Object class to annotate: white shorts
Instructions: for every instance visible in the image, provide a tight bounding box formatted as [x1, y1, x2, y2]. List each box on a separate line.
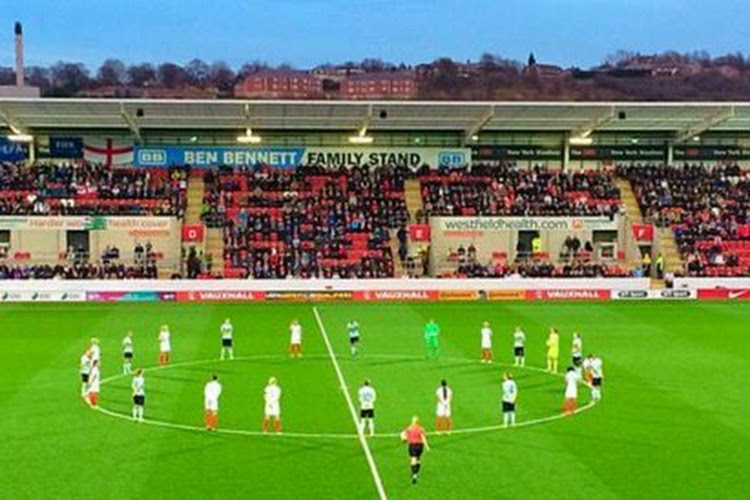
[565, 388, 578, 400]
[436, 402, 451, 418]
[290, 336, 301, 346]
[160, 344, 171, 353]
[481, 342, 492, 350]
[265, 402, 281, 417]
[205, 398, 219, 412]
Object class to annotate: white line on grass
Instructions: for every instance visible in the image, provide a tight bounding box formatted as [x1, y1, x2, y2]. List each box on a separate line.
[313, 306, 388, 500]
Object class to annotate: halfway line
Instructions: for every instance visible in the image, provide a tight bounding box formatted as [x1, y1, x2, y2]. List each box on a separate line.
[313, 306, 388, 500]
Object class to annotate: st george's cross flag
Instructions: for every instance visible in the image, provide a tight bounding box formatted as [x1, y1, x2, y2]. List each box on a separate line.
[83, 138, 134, 166]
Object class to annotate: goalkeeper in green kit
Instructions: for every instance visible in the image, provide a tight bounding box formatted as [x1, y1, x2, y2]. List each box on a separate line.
[424, 319, 440, 359]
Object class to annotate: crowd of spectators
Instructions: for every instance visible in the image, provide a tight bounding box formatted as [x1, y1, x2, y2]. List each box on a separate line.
[454, 259, 628, 278]
[621, 164, 750, 276]
[0, 262, 157, 280]
[202, 165, 409, 279]
[419, 164, 621, 218]
[0, 162, 188, 216]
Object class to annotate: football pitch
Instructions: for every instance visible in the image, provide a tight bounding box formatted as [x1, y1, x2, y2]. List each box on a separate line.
[2, 301, 749, 499]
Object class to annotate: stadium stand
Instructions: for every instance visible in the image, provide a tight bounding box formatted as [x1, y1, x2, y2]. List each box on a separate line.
[201, 165, 409, 278]
[0, 162, 188, 216]
[0, 262, 158, 279]
[417, 164, 621, 218]
[620, 164, 750, 277]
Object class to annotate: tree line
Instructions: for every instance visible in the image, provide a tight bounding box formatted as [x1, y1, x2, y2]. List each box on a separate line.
[3, 51, 750, 100]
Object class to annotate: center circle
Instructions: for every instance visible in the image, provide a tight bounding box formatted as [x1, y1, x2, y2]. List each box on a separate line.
[96, 354, 595, 438]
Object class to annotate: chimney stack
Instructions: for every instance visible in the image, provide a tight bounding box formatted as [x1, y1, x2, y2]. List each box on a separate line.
[14, 22, 24, 87]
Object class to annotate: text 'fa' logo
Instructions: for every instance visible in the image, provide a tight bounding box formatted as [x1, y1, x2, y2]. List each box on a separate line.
[137, 149, 167, 166]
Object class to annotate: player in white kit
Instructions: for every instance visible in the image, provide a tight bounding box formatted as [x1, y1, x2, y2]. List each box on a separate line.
[358, 380, 377, 437]
[583, 354, 604, 402]
[502, 372, 518, 427]
[263, 377, 282, 433]
[131, 368, 145, 422]
[480, 322, 493, 363]
[79, 352, 91, 398]
[86, 338, 101, 407]
[289, 320, 302, 358]
[122, 332, 134, 375]
[204, 374, 222, 431]
[513, 326, 526, 367]
[435, 379, 453, 434]
[158, 325, 171, 365]
[220, 319, 234, 361]
[563, 366, 579, 415]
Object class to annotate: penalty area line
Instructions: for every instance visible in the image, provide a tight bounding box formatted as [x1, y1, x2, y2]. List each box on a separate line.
[313, 306, 388, 500]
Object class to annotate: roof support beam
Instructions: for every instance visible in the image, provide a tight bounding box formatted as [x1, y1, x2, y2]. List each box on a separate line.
[0, 106, 25, 134]
[355, 103, 374, 135]
[120, 103, 141, 140]
[464, 105, 495, 143]
[570, 105, 616, 138]
[674, 106, 735, 143]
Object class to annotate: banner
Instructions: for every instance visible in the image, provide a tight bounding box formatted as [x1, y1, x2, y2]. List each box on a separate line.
[612, 289, 696, 300]
[486, 290, 526, 301]
[182, 224, 205, 243]
[570, 145, 666, 161]
[526, 289, 610, 301]
[0, 216, 174, 231]
[674, 146, 750, 161]
[472, 145, 562, 161]
[408, 224, 431, 242]
[0, 291, 85, 302]
[0, 137, 29, 162]
[85, 291, 175, 302]
[352, 290, 439, 301]
[697, 289, 750, 300]
[176, 291, 264, 302]
[265, 291, 353, 302]
[438, 290, 479, 301]
[631, 223, 654, 242]
[49, 137, 84, 159]
[133, 146, 470, 169]
[436, 216, 619, 235]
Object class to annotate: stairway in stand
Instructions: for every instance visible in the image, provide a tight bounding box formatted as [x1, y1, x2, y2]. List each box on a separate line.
[404, 178, 423, 222]
[616, 178, 643, 223]
[389, 230, 404, 277]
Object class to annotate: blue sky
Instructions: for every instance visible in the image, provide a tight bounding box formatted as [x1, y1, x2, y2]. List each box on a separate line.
[1, 0, 748, 70]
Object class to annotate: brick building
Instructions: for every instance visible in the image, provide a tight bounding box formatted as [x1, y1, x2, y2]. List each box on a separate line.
[234, 70, 323, 99]
[340, 72, 417, 99]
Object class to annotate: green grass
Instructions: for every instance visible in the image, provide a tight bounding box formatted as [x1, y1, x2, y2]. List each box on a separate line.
[1, 301, 749, 499]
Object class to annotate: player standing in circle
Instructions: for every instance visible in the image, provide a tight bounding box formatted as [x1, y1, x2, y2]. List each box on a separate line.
[348, 320, 361, 357]
[501, 372, 518, 427]
[122, 331, 134, 375]
[158, 325, 171, 366]
[358, 379, 377, 437]
[79, 351, 91, 398]
[263, 377, 282, 433]
[563, 366, 579, 416]
[546, 328, 560, 373]
[220, 318, 234, 361]
[204, 374, 222, 431]
[480, 321, 493, 363]
[513, 326, 526, 367]
[131, 368, 145, 423]
[584, 354, 604, 402]
[401, 416, 430, 485]
[86, 338, 101, 408]
[289, 320, 302, 358]
[435, 379, 453, 434]
[571, 332, 583, 375]
[423, 319, 440, 359]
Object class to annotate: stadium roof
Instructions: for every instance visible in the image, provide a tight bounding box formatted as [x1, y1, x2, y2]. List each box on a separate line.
[1, 98, 749, 141]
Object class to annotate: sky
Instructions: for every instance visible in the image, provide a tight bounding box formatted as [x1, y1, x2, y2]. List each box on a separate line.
[1, 0, 749, 71]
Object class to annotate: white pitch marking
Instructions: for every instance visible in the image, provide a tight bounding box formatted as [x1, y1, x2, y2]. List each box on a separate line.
[313, 306, 388, 500]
